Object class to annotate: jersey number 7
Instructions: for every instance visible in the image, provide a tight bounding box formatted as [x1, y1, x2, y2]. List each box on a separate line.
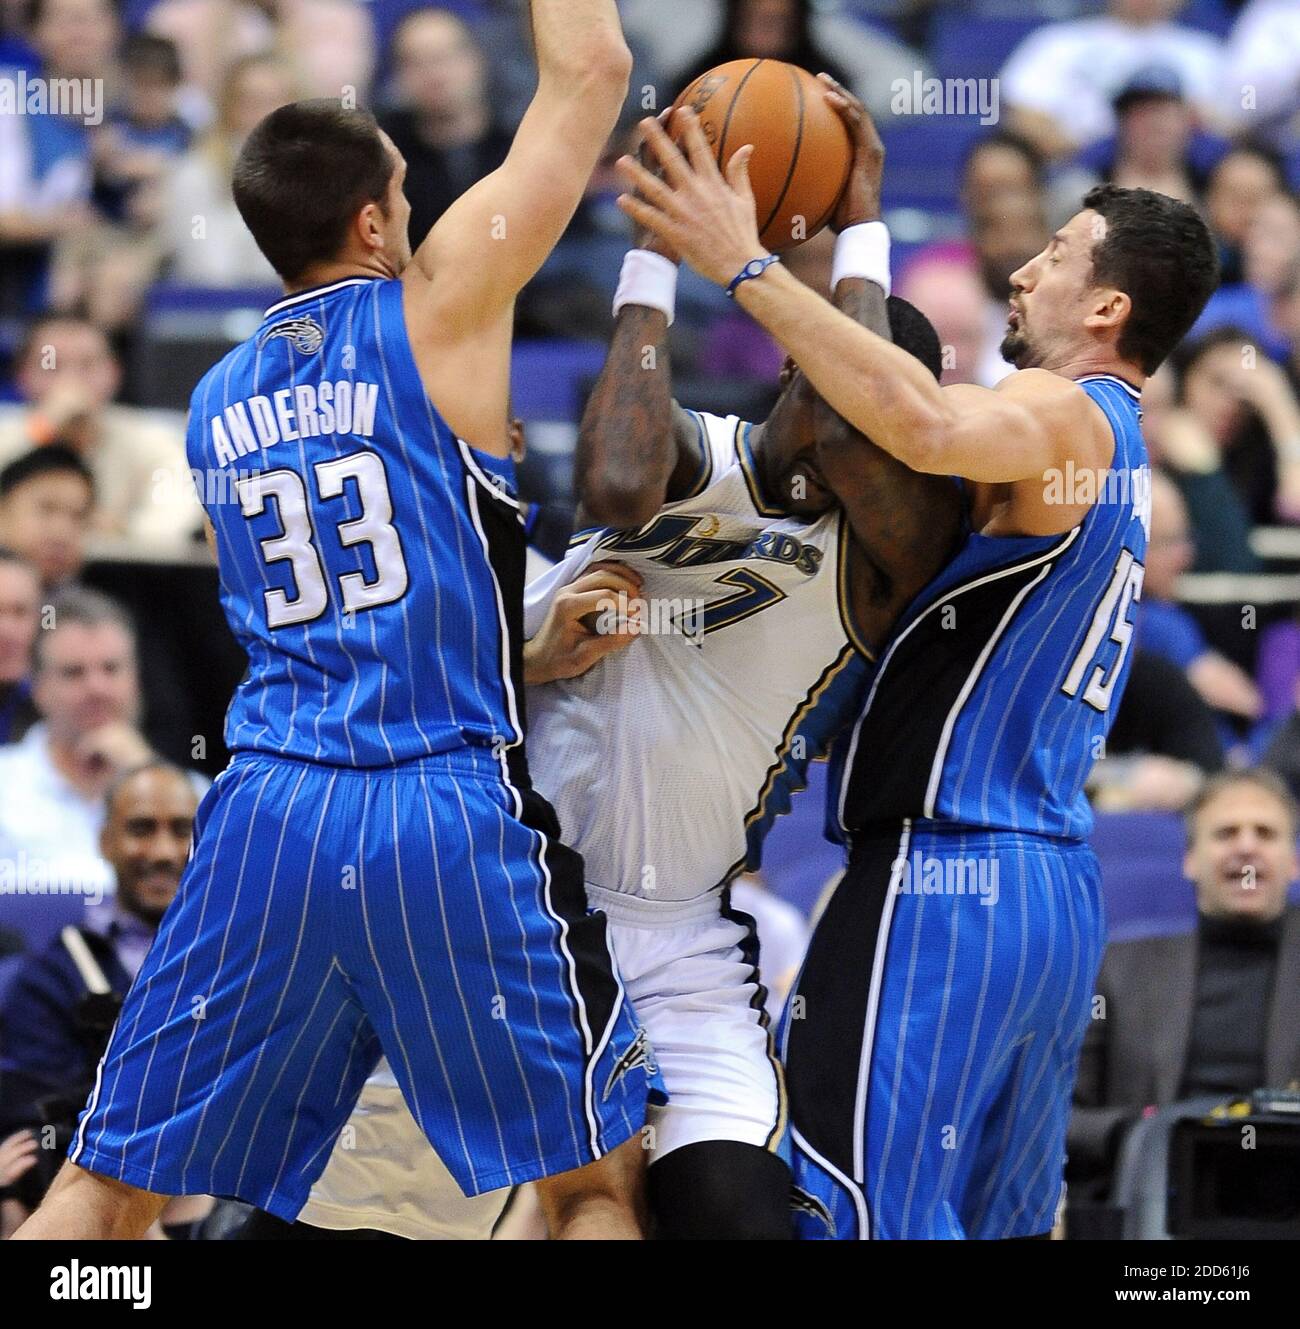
[238, 451, 410, 629]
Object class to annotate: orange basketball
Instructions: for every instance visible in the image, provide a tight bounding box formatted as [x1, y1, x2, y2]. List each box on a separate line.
[670, 59, 853, 254]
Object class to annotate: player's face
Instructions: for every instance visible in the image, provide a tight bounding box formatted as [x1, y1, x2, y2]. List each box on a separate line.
[0, 561, 40, 685]
[101, 768, 198, 923]
[34, 622, 139, 742]
[1001, 209, 1108, 370]
[1186, 786, 1297, 924]
[763, 365, 837, 518]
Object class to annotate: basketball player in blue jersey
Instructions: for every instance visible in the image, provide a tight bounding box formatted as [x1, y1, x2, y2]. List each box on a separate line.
[16, 1, 665, 1243]
[621, 92, 1220, 1238]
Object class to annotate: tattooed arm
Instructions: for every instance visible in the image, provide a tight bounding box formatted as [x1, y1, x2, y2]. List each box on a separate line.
[814, 278, 964, 654]
[574, 302, 704, 531]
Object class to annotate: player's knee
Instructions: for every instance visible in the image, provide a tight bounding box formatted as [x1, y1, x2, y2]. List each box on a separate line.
[649, 1141, 792, 1240]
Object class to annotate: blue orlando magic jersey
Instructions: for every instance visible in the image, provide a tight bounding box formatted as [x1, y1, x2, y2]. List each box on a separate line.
[187, 277, 528, 769]
[834, 374, 1150, 842]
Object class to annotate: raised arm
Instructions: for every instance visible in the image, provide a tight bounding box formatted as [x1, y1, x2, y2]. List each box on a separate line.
[411, 0, 630, 311]
[617, 110, 1112, 497]
[404, 1, 632, 452]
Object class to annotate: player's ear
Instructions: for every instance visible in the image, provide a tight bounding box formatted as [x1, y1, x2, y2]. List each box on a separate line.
[1083, 288, 1130, 338]
[357, 201, 385, 253]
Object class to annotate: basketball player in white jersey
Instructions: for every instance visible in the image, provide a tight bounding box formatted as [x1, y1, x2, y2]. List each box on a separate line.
[292, 94, 967, 1239]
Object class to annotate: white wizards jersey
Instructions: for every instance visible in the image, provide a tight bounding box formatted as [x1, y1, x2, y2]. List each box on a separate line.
[524, 411, 873, 904]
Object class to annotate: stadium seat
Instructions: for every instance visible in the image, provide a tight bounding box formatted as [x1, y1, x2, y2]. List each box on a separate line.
[0, 891, 88, 958]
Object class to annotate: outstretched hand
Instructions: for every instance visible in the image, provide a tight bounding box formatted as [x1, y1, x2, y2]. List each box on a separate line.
[616, 109, 768, 290]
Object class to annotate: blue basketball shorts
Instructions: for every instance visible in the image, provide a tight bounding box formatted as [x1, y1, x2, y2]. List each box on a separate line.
[70, 748, 660, 1220]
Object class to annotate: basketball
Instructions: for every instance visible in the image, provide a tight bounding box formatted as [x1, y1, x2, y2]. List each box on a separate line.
[670, 58, 853, 254]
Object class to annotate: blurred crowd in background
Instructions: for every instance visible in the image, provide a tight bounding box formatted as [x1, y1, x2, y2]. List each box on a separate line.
[1, 0, 1299, 1239]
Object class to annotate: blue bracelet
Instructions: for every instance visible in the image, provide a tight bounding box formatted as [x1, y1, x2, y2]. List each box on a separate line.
[726, 254, 781, 299]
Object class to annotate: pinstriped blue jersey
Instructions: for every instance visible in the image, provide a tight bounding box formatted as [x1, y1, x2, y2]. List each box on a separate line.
[187, 277, 528, 769]
[835, 374, 1150, 841]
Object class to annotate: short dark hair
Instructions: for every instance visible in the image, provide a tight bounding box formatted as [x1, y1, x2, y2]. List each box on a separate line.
[1208, 139, 1288, 193]
[32, 585, 136, 674]
[1081, 184, 1219, 375]
[962, 129, 1047, 188]
[1186, 768, 1299, 846]
[232, 100, 396, 282]
[1169, 324, 1256, 400]
[0, 445, 95, 502]
[122, 32, 182, 84]
[887, 296, 944, 382]
[105, 758, 195, 818]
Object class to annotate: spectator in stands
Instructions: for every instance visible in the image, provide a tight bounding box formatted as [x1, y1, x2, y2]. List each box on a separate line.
[961, 130, 1045, 220]
[378, 8, 513, 249]
[1202, 142, 1289, 288]
[624, 0, 925, 120]
[0, 548, 40, 743]
[0, 315, 201, 554]
[0, 447, 93, 590]
[1217, 0, 1300, 154]
[1080, 66, 1203, 205]
[1068, 769, 1300, 1220]
[1198, 179, 1300, 361]
[159, 53, 298, 288]
[968, 188, 1049, 387]
[1142, 365, 1259, 574]
[1139, 469, 1263, 722]
[673, 0, 851, 90]
[47, 34, 192, 332]
[0, 0, 114, 316]
[1000, 0, 1222, 160]
[147, 0, 374, 108]
[1174, 326, 1300, 524]
[897, 257, 988, 387]
[0, 760, 198, 1228]
[476, 0, 662, 135]
[0, 587, 152, 907]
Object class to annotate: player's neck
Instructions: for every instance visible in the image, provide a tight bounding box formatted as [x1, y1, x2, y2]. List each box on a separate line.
[284, 254, 397, 298]
[1044, 351, 1146, 391]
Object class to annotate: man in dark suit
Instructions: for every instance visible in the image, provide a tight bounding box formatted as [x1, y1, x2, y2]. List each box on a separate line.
[0, 759, 197, 1226]
[1068, 768, 1300, 1221]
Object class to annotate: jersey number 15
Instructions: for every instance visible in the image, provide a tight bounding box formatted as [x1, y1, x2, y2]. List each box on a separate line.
[238, 451, 409, 629]
[1061, 548, 1144, 713]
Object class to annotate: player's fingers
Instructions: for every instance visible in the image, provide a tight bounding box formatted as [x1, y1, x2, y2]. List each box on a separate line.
[616, 154, 680, 214]
[725, 145, 757, 206]
[617, 192, 683, 247]
[565, 587, 640, 625]
[673, 107, 720, 179]
[572, 564, 643, 598]
[638, 114, 693, 187]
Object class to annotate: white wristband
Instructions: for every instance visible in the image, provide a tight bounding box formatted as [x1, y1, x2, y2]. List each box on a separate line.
[832, 222, 891, 297]
[613, 249, 678, 325]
